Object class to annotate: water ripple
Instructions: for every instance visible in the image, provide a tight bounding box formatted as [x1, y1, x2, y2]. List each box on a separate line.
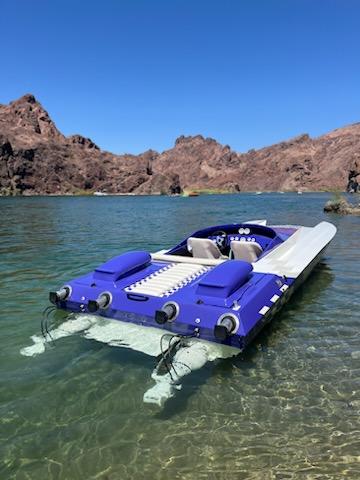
[1, 193, 360, 479]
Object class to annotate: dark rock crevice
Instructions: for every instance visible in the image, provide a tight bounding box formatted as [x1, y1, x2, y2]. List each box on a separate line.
[347, 169, 359, 193]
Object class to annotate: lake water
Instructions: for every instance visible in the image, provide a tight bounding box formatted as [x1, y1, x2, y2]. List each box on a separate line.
[1, 193, 360, 479]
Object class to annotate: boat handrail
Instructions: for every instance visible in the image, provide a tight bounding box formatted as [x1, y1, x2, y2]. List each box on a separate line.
[151, 253, 226, 266]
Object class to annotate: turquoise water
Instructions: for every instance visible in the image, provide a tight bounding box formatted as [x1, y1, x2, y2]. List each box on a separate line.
[1, 193, 360, 479]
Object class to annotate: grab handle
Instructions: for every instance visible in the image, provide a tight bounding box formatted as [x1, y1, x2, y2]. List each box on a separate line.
[126, 293, 149, 302]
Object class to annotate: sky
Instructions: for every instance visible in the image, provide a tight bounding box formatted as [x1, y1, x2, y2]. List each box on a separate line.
[1, 0, 360, 154]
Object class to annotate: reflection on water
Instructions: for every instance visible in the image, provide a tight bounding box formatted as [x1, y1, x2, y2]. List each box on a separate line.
[1, 193, 360, 479]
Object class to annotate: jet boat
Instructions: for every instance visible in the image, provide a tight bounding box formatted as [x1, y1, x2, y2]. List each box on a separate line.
[49, 220, 336, 352]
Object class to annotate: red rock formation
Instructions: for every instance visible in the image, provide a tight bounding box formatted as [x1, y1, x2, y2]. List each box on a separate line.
[0, 94, 162, 195]
[0, 94, 359, 195]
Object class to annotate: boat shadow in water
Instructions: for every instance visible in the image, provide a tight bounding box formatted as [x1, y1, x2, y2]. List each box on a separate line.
[157, 262, 334, 417]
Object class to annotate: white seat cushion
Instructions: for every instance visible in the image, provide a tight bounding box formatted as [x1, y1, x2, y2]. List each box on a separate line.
[187, 237, 226, 260]
[230, 240, 263, 262]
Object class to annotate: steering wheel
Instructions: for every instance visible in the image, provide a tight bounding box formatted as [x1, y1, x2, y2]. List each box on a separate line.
[212, 230, 227, 253]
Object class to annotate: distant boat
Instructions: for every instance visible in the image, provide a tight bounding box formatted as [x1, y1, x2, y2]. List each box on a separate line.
[187, 192, 199, 197]
[94, 191, 108, 196]
[279, 191, 284, 194]
[255, 191, 262, 195]
[297, 191, 303, 195]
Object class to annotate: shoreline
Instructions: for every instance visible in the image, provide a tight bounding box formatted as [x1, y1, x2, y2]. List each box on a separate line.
[0, 189, 353, 198]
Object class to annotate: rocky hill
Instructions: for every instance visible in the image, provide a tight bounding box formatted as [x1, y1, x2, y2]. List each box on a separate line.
[0, 94, 359, 195]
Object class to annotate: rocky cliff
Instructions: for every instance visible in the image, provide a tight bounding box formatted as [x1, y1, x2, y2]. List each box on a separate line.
[1, 94, 359, 195]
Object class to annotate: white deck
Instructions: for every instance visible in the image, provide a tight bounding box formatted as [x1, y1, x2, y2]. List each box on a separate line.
[253, 221, 337, 278]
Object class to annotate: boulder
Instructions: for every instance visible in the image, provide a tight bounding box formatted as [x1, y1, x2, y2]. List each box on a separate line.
[324, 196, 360, 215]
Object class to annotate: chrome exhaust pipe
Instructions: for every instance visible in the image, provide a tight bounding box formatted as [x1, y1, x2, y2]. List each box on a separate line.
[214, 313, 239, 341]
[49, 286, 71, 304]
[155, 302, 179, 324]
[88, 292, 112, 313]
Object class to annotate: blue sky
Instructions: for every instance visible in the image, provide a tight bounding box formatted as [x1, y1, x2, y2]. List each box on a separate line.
[1, 0, 360, 154]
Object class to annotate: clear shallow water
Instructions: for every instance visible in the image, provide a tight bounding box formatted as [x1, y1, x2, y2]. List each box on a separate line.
[1, 193, 360, 479]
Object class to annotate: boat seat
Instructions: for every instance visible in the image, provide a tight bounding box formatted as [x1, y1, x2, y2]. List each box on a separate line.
[230, 240, 263, 262]
[187, 237, 227, 260]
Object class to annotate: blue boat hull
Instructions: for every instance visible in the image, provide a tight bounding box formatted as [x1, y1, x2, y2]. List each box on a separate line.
[50, 222, 334, 351]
